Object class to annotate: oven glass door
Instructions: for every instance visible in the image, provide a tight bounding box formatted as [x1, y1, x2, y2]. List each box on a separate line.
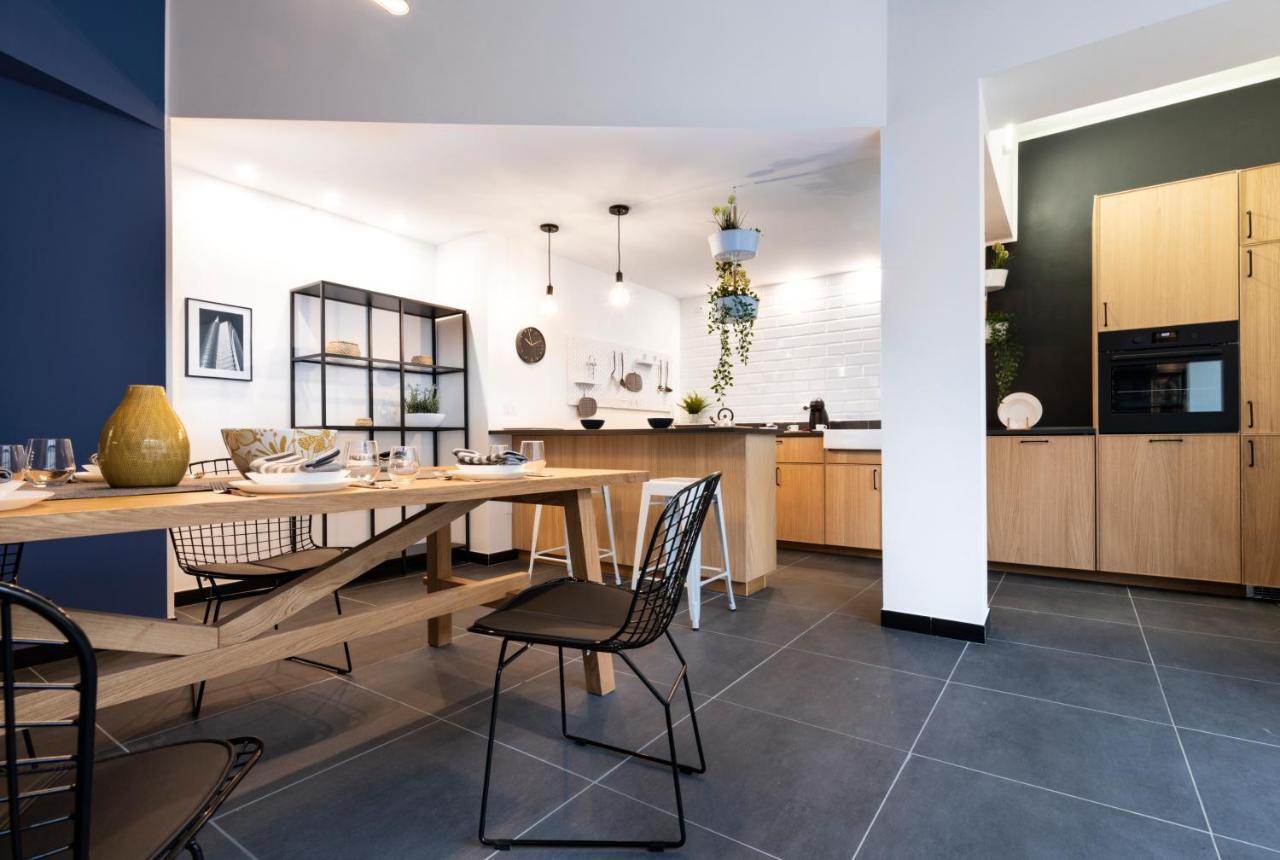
[1109, 353, 1225, 416]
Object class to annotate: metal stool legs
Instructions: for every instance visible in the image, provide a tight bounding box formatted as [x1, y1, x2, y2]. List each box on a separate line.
[528, 487, 621, 585]
[478, 633, 705, 851]
[632, 483, 735, 629]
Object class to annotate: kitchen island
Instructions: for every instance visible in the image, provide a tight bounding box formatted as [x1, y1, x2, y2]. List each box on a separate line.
[503, 427, 778, 594]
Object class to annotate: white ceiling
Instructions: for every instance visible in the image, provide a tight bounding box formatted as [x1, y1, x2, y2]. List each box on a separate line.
[171, 120, 880, 297]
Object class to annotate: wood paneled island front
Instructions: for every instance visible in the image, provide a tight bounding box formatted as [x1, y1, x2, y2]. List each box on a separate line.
[504, 428, 778, 594]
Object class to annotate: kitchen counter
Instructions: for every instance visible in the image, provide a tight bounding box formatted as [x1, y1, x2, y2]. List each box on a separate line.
[987, 426, 1096, 436]
[498, 426, 781, 436]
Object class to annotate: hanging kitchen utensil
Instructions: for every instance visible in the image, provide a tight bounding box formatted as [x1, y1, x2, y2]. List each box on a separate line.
[575, 382, 598, 417]
[585, 354, 598, 383]
[609, 350, 618, 388]
[622, 351, 643, 392]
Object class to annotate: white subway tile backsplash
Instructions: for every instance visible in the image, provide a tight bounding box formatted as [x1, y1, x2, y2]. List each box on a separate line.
[681, 269, 882, 423]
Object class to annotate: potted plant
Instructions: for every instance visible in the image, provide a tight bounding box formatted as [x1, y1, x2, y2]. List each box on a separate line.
[405, 383, 445, 428]
[708, 193, 761, 262]
[986, 310, 1023, 401]
[706, 260, 759, 403]
[985, 241, 1010, 292]
[678, 391, 710, 425]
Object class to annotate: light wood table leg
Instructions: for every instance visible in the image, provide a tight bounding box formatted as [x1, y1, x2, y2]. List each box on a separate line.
[426, 527, 452, 646]
[563, 487, 615, 696]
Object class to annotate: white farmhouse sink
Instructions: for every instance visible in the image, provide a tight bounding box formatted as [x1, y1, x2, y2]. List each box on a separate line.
[822, 429, 882, 450]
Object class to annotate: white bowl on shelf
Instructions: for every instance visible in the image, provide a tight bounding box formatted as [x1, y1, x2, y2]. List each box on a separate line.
[406, 413, 447, 428]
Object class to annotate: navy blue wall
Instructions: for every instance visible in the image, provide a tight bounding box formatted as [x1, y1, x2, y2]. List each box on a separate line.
[0, 0, 167, 615]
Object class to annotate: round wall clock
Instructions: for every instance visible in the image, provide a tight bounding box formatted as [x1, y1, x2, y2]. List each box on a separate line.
[516, 326, 546, 364]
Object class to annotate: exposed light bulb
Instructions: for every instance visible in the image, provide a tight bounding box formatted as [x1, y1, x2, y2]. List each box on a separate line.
[542, 295, 558, 316]
[609, 276, 631, 307]
[370, 0, 409, 15]
[235, 163, 258, 183]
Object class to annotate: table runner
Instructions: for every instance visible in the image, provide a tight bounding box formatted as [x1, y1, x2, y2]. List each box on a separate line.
[44, 477, 213, 500]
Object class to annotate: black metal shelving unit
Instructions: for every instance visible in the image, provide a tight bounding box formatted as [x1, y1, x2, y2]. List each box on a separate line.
[289, 280, 471, 559]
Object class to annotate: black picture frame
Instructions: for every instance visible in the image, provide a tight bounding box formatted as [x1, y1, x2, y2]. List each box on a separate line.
[185, 298, 253, 381]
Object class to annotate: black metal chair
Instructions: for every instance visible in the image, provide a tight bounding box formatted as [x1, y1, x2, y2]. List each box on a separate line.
[0, 580, 262, 859]
[171, 458, 352, 717]
[469, 472, 722, 852]
[1, 543, 23, 584]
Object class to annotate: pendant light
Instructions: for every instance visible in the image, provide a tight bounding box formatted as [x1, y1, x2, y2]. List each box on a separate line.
[608, 204, 631, 307]
[540, 223, 559, 316]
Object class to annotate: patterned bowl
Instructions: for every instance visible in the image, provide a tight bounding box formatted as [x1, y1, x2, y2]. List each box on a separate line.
[220, 428, 337, 476]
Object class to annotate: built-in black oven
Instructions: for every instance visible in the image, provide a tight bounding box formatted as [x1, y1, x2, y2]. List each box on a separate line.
[1098, 321, 1239, 434]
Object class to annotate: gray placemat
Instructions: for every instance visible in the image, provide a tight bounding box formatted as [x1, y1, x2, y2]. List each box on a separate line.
[44, 478, 214, 500]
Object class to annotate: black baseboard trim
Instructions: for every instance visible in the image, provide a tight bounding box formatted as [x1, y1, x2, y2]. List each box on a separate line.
[464, 549, 518, 566]
[881, 609, 987, 643]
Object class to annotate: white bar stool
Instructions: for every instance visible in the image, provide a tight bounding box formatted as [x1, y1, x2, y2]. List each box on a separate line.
[527, 486, 621, 585]
[631, 477, 735, 629]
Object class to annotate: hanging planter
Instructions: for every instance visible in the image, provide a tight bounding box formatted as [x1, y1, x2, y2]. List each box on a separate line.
[707, 260, 759, 404]
[985, 241, 1010, 293]
[715, 294, 759, 321]
[708, 193, 761, 262]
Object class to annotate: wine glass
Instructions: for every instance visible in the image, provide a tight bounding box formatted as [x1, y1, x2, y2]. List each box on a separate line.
[519, 441, 546, 475]
[388, 446, 420, 485]
[343, 440, 380, 482]
[26, 438, 75, 487]
[488, 443, 511, 460]
[0, 444, 27, 482]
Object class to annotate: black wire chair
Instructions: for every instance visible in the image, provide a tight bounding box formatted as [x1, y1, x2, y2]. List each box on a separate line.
[468, 472, 722, 851]
[171, 458, 352, 717]
[0, 580, 262, 859]
[1, 543, 23, 584]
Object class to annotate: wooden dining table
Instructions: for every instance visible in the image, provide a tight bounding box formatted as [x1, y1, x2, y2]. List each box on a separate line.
[0, 467, 647, 724]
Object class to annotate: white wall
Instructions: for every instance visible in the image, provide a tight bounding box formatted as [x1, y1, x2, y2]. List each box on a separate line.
[679, 269, 880, 423]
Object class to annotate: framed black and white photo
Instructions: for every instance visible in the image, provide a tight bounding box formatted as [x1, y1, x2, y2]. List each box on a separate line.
[185, 298, 252, 381]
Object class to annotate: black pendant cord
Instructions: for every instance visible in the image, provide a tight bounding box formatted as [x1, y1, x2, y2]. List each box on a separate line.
[540, 223, 558, 297]
[616, 210, 622, 280]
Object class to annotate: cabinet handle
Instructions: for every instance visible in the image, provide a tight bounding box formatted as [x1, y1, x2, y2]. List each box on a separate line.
[1248, 249, 1254, 278]
[872, 468, 879, 491]
[1148, 438, 1184, 443]
[1102, 301, 1109, 327]
[1249, 439, 1256, 468]
[1247, 209, 1253, 239]
[776, 467, 781, 487]
[1248, 400, 1255, 429]
[1019, 439, 1050, 444]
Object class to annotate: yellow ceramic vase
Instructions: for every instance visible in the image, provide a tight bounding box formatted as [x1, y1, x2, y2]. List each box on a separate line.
[98, 385, 191, 488]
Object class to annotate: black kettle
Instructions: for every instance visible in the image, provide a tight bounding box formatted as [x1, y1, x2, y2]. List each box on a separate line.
[806, 398, 829, 429]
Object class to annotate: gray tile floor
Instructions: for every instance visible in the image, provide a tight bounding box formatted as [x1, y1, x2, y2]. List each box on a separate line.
[79, 552, 1280, 859]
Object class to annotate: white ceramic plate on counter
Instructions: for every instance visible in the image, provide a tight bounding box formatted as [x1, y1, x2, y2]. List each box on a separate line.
[0, 490, 55, 512]
[229, 479, 355, 495]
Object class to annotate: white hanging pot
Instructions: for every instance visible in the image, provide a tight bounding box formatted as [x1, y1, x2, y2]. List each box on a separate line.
[709, 228, 760, 262]
[985, 269, 1009, 292]
[715, 295, 759, 322]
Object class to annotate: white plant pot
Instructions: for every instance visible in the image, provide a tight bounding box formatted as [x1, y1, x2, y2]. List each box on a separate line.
[715, 295, 759, 321]
[678, 412, 705, 426]
[984, 268, 1009, 292]
[406, 412, 446, 428]
[708, 228, 760, 263]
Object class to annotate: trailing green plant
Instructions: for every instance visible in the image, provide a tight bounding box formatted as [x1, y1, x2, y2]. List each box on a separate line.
[706, 260, 759, 404]
[405, 384, 440, 414]
[678, 391, 709, 416]
[988, 241, 1010, 269]
[711, 193, 762, 233]
[986, 310, 1023, 401]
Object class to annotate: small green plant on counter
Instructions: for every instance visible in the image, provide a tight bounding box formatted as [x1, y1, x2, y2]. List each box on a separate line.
[679, 391, 709, 416]
[988, 241, 1010, 269]
[986, 310, 1023, 401]
[405, 384, 440, 414]
[711, 193, 761, 233]
[706, 260, 759, 403]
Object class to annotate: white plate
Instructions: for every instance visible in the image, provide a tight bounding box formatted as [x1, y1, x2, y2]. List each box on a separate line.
[0, 480, 26, 496]
[0, 490, 54, 512]
[451, 470, 526, 482]
[228, 479, 355, 495]
[74, 470, 106, 483]
[998, 392, 1044, 430]
[456, 463, 525, 477]
[246, 470, 350, 484]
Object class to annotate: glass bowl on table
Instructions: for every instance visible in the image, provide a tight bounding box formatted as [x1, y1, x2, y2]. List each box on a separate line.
[388, 446, 420, 486]
[343, 440, 381, 484]
[519, 441, 546, 475]
[25, 438, 75, 487]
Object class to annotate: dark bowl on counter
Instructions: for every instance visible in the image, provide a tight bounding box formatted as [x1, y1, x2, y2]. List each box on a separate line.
[580, 419, 605, 430]
[646, 417, 674, 429]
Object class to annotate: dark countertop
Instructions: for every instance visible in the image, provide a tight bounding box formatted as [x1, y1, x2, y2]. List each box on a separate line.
[987, 426, 1096, 436]
[499, 426, 783, 436]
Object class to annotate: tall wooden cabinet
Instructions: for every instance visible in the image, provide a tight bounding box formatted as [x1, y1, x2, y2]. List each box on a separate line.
[1242, 437, 1280, 587]
[1241, 243, 1280, 432]
[987, 436, 1095, 571]
[1096, 173, 1239, 330]
[1241, 163, 1280, 245]
[1097, 435, 1240, 582]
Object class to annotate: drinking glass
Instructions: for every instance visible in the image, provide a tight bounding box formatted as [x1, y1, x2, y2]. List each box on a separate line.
[343, 440, 380, 481]
[388, 446, 420, 485]
[26, 438, 75, 487]
[519, 441, 546, 475]
[0, 444, 27, 481]
[488, 444, 511, 460]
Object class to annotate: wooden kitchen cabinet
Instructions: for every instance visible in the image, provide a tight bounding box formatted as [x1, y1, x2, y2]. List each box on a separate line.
[1242, 436, 1280, 587]
[1241, 163, 1280, 245]
[987, 436, 1096, 571]
[1097, 435, 1240, 582]
[775, 435, 824, 463]
[1241, 243, 1280, 432]
[1096, 173, 1239, 330]
[824, 464, 881, 550]
[776, 463, 825, 544]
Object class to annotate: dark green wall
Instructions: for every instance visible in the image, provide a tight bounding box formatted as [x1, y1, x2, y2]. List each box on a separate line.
[988, 76, 1280, 427]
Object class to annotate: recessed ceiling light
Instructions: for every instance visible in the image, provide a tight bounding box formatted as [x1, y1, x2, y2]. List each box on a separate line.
[322, 190, 342, 209]
[370, 0, 409, 15]
[235, 163, 258, 183]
